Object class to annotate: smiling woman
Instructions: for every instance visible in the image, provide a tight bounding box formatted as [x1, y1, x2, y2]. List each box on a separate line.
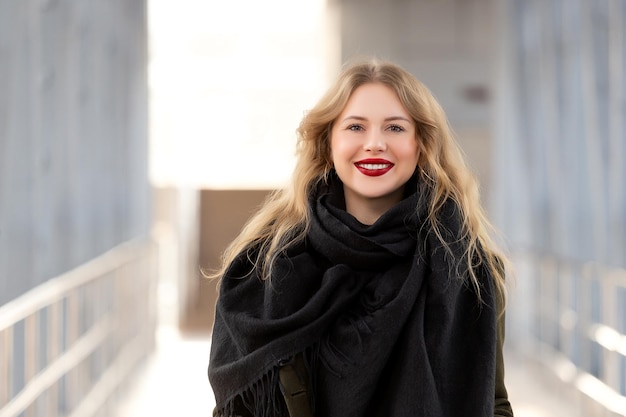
[330, 83, 420, 225]
[207, 58, 514, 417]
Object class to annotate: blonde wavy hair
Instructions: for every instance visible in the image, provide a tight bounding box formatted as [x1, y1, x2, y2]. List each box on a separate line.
[210, 58, 508, 307]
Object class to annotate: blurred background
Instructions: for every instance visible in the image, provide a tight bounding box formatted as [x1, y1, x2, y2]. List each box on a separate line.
[0, 0, 625, 416]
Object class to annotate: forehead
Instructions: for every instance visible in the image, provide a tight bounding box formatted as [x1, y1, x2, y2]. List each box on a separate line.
[339, 83, 410, 118]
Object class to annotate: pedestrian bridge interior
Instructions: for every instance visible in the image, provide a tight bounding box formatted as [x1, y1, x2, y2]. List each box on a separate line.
[1, 1, 625, 416]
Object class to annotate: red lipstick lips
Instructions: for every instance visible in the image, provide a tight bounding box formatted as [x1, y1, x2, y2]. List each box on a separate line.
[354, 158, 394, 177]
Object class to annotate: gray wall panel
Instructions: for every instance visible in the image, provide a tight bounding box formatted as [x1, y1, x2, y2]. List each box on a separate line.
[0, 0, 149, 306]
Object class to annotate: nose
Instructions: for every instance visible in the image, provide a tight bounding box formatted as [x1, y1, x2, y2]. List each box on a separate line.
[363, 131, 386, 152]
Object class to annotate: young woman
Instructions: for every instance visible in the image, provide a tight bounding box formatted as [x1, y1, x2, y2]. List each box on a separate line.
[208, 59, 514, 417]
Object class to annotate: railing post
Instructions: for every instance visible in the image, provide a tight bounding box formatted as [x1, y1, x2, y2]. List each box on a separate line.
[558, 262, 575, 360]
[65, 289, 79, 411]
[24, 314, 37, 417]
[48, 302, 60, 417]
[579, 263, 593, 375]
[602, 268, 619, 392]
[0, 328, 13, 407]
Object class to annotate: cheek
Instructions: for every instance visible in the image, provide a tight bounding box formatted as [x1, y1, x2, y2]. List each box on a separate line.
[396, 141, 419, 160]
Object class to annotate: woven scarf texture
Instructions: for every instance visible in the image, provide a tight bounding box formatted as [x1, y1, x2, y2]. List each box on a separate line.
[208, 174, 498, 417]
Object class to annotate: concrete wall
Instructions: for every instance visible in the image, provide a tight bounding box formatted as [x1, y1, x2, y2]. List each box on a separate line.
[0, 0, 150, 306]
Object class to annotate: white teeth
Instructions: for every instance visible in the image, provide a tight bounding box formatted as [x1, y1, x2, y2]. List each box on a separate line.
[359, 163, 389, 170]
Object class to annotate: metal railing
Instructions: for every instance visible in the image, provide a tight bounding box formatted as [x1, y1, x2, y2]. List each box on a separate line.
[0, 238, 157, 417]
[511, 251, 626, 417]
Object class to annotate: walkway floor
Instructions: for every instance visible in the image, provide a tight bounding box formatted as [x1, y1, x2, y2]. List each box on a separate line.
[116, 326, 581, 417]
[116, 326, 215, 416]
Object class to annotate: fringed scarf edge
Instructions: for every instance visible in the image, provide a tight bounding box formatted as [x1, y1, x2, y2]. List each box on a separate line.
[213, 344, 320, 417]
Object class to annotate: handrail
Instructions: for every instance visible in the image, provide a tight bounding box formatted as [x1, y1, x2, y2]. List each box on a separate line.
[0, 317, 114, 417]
[510, 250, 626, 417]
[0, 237, 157, 417]
[0, 238, 149, 331]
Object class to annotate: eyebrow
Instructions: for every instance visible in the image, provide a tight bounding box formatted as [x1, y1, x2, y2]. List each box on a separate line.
[341, 115, 412, 123]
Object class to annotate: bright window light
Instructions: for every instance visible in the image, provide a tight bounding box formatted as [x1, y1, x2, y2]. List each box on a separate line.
[148, 0, 330, 189]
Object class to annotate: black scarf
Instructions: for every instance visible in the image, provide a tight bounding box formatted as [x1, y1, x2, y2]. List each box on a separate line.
[209, 175, 498, 416]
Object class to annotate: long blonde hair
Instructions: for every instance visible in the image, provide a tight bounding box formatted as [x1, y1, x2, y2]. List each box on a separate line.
[210, 58, 508, 307]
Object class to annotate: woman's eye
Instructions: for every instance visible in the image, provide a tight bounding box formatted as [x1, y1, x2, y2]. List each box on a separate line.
[388, 124, 405, 132]
[347, 124, 364, 131]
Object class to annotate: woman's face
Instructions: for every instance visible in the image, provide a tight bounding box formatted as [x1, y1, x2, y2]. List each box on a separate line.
[330, 82, 419, 219]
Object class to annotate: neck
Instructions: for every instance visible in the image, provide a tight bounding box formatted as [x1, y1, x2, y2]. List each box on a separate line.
[344, 187, 405, 225]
